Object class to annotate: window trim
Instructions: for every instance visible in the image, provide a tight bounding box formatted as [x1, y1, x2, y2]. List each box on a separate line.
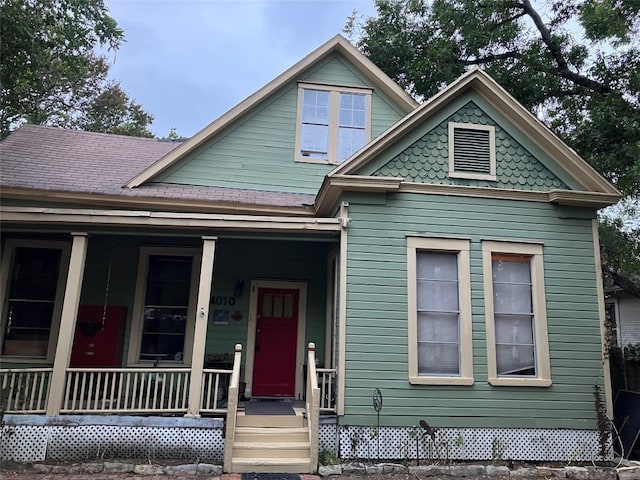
[448, 122, 497, 181]
[482, 240, 551, 387]
[0, 239, 71, 362]
[294, 82, 372, 165]
[407, 237, 474, 385]
[127, 246, 201, 367]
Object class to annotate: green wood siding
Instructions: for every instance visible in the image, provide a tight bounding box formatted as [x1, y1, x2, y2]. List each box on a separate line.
[157, 54, 406, 195]
[342, 191, 603, 430]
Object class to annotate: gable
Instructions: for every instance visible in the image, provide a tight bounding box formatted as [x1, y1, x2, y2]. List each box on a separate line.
[371, 101, 570, 192]
[154, 52, 408, 196]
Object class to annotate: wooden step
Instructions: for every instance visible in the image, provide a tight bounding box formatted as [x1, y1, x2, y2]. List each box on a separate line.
[236, 413, 304, 428]
[234, 426, 308, 443]
[231, 457, 313, 473]
[233, 441, 310, 458]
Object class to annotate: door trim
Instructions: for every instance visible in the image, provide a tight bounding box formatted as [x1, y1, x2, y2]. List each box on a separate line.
[245, 280, 307, 399]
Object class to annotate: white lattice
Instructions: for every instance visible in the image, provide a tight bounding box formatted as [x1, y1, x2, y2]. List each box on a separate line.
[339, 426, 607, 462]
[0, 424, 224, 463]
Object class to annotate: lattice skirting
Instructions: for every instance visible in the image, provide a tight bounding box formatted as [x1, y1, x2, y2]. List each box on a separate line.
[0, 417, 224, 463]
[1, 418, 606, 463]
[337, 426, 608, 462]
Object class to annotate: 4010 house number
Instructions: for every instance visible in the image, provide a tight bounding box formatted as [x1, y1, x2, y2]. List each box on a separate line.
[212, 296, 236, 306]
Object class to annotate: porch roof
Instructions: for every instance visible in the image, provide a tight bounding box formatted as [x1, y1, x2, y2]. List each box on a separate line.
[0, 125, 316, 211]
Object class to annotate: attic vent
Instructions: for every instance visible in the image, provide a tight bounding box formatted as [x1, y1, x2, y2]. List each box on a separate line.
[448, 122, 496, 180]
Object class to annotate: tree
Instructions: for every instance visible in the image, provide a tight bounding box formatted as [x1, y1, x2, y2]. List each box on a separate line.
[0, 0, 153, 138]
[350, 0, 640, 197]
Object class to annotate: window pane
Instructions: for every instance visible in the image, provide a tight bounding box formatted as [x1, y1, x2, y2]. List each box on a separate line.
[302, 90, 329, 123]
[496, 344, 535, 376]
[283, 294, 294, 318]
[417, 279, 459, 311]
[495, 315, 534, 344]
[418, 252, 458, 281]
[339, 93, 366, 127]
[145, 256, 192, 306]
[493, 283, 532, 314]
[337, 126, 365, 161]
[9, 247, 61, 300]
[492, 255, 531, 283]
[418, 343, 459, 375]
[418, 312, 459, 343]
[300, 124, 329, 159]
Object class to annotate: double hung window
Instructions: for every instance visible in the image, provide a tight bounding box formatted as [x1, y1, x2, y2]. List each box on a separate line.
[482, 241, 551, 386]
[407, 237, 473, 385]
[0, 240, 70, 359]
[129, 247, 200, 364]
[296, 83, 371, 164]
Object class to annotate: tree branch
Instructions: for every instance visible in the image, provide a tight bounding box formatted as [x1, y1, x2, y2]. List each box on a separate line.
[460, 51, 523, 65]
[520, 0, 612, 94]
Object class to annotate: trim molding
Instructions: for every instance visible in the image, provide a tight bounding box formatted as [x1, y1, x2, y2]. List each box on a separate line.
[1, 206, 342, 233]
[1, 187, 315, 217]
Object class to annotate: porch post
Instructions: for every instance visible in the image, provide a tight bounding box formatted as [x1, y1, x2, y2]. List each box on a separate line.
[46, 232, 88, 416]
[185, 236, 217, 418]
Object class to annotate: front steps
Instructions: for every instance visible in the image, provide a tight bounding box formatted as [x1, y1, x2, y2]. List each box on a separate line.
[230, 412, 313, 473]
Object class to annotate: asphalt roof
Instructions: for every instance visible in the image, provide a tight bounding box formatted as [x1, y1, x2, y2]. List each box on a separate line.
[0, 124, 316, 209]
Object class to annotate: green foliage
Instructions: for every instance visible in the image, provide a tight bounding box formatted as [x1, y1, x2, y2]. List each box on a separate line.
[319, 448, 340, 465]
[353, 0, 640, 197]
[599, 216, 640, 276]
[0, 0, 153, 138]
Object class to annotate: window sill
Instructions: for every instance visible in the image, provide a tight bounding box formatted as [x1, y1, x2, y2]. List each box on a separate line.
[0, 355, 53, 364]
[295, 157, 341, 165]
[409, 376, 474, 386]
[488, 377, 552, 387]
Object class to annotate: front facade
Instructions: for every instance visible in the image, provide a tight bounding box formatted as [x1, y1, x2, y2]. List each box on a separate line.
[0, 36, 621, 468]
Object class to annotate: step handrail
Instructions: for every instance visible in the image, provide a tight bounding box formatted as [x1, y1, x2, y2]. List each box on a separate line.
[305, 342, 320, 472]
[223, 344, 242, 473]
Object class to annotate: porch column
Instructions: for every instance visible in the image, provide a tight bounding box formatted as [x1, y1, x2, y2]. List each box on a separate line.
[46, 232, 89, 416]
[185, 236, 217, 418]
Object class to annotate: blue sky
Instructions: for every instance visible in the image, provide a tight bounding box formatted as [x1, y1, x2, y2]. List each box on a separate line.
[104, 0, 378, 138]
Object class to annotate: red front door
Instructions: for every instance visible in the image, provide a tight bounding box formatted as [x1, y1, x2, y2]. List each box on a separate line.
[252, 288, 299, 397]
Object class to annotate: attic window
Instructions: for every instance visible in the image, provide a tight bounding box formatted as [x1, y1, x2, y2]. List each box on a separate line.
[295, 83, 372, 165]
[448, 122, 496, 180]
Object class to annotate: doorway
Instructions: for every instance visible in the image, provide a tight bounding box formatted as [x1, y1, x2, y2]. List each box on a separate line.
[246, 281, 307, 398]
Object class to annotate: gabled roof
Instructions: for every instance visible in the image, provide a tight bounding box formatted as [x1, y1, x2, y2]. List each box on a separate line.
[125, 34, 419, 188]
[0, 125, 316, 213]
[327, 68, 621, 196]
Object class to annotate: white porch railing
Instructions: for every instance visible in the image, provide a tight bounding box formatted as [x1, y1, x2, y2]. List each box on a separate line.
[0, 368, 52, 413]
[61, 368, 192, 414]
[200, 368, 234, 414]
[317, 367, 337, 413]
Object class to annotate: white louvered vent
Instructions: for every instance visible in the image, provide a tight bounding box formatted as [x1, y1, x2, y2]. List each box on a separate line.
[448, 122, 496, 180]
[454, 128, 491, 173]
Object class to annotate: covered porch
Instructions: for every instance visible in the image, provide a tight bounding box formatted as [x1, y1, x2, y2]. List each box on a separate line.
[0, 208, 344, 470]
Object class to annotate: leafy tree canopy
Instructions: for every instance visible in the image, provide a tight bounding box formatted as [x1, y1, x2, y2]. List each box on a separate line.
[0, 0, 153, 138]
[349, 0, 640, 197]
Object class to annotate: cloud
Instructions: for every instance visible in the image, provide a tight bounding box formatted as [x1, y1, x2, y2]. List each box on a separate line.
[104, 0, 376, 137]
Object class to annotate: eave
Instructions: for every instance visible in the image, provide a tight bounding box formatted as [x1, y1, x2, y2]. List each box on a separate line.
[0, 206, 341, 234]
[1, 187, 315, 217]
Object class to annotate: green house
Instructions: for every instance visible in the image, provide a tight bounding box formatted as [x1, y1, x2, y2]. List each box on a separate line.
[0, 35, 620, 470]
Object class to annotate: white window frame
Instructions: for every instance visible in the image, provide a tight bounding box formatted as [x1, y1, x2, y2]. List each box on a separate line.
[482, 240, 551, 387]
[448, 122, 496, 181]
[407, 237, 474, 385]
[294, 82, 372, 165]
[127, 247, 201, 366]
[0, 239, 71, 362]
